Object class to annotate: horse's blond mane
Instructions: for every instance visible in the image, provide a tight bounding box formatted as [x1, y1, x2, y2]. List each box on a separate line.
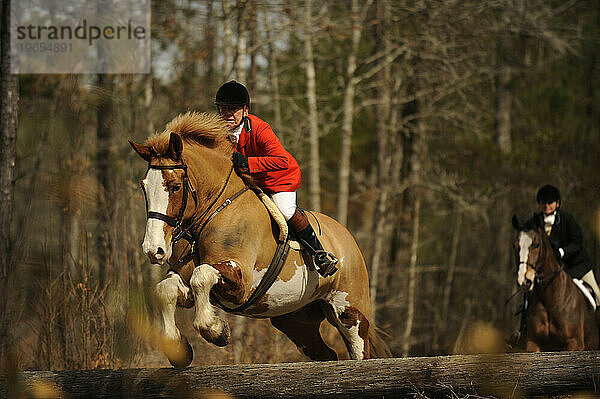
[145, 111, 234, 155]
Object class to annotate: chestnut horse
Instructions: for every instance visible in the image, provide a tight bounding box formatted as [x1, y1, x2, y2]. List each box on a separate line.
[512, 215, 598, 351]
[129, 112, 390, 367]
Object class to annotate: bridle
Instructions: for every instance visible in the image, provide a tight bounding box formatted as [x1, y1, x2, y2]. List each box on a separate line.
[142, 157, 249, 267]
[142, 159, 198, 256]
[517, 230, 563, 287]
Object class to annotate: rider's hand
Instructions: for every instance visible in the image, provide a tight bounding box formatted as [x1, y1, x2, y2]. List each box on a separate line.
[232, 152, 250, 173]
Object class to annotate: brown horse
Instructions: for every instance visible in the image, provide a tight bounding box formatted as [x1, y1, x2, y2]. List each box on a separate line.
[512, 215, 598, 351]
[129, 112, 390, 367]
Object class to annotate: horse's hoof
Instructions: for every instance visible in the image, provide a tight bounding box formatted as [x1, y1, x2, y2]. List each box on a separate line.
[213, 323, 231, 347]
[166, 335, 193, 368]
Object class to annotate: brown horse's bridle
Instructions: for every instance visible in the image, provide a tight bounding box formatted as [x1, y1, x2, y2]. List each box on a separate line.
[143, 159, 198, 256]
[518, 230, 564, 287]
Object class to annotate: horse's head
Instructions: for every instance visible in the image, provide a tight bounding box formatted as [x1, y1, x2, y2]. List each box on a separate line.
[512, 215, 544, 291]
[129, 133, 196, 265]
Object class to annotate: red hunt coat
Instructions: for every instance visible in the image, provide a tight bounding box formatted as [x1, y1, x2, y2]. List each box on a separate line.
[236, 114, 301, 193]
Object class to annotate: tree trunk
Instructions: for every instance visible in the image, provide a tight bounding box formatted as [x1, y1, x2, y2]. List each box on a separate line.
[8, 352, 598, 398]
[495, 40, 513, 326]
[442, 210, 462, 326]
[0, 0, 19, 362]
[205, 0, 216, 85]
[264, 6, 282, 143]
[402, 196, 420, 357]
[369, 0, 392, 324]
[248, 2, 258, 96]
[235, 0, 248, 84]
[304, 0, 321, 212]
[222, 0, 234, 80]
[495, 61, 511, 154]
[336, 0, 362, 226]
[95, 74, 115, 288]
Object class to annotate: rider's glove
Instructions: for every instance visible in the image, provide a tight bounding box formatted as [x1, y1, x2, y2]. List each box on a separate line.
[232, 152, 250, 173]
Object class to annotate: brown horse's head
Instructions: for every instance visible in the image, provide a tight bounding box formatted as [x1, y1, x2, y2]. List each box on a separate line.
[129, 133, 196, 264]
[512, 215, 545, 291]
[129, 112, 235, 265]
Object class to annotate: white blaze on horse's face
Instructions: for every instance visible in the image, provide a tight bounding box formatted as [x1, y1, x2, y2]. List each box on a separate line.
[517, 231, 536, 291]
[142, 168, 172, 264]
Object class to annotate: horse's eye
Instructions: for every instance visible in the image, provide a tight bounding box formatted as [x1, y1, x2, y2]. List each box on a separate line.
[532, 243, 540, 249]
[171, 184, 181, 193]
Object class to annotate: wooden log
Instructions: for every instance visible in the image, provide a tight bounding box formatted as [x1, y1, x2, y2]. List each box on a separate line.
[2, 351, 600, 398]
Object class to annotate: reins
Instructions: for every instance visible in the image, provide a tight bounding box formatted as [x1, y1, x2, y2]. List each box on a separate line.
[531, 232, 565, 288]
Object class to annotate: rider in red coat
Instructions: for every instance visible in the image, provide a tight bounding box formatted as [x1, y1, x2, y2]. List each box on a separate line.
[235, 113, 301, 193]
[215, 80, 338, 277]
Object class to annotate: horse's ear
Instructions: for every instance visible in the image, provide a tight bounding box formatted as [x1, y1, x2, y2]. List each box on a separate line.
[129, 140, 152, 162]
[512, 215, 521, 231]
[168, 133, 183, 161]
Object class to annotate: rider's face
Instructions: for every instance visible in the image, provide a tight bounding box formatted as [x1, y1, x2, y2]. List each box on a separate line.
[218, 104, 248, 130]
[539, 200, 559, 215]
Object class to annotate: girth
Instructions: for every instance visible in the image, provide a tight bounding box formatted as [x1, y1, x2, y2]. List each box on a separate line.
[211, 236, 291, 313]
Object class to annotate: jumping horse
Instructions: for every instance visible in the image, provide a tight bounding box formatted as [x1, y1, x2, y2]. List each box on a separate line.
[512, 215, 598, 351]
[129, 112, 390, 367]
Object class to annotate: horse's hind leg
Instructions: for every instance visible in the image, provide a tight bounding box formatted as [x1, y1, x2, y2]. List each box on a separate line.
[322, 293, 370, 360]
[155, 272, 193, 367]
[270, 301, 338, 361]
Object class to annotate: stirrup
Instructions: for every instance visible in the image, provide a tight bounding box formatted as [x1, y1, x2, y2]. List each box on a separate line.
[314, 250, 338, 277]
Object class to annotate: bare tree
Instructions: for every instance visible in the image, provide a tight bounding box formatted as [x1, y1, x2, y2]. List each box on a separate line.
[369, 0, 392, 324]
[95, 74, 115, 288]
[304, 0, 321, 211]
[336, 0, 372, 226]
[0, 0, 19, 361]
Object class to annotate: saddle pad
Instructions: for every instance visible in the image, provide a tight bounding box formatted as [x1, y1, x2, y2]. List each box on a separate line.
[572, 278, 597, 311]
[257, 193, 288, 242]
[256, 193, 301, 250]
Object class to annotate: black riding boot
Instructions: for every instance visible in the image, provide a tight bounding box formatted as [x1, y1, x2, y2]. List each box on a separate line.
[288, 209, 338, 277]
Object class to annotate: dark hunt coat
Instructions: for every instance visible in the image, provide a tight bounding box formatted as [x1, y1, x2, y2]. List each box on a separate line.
[528, 210, 593, 279]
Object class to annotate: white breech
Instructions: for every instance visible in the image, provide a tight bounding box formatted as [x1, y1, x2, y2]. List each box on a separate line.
[270, 191, 297, 221]
[582, 270, 600, 306]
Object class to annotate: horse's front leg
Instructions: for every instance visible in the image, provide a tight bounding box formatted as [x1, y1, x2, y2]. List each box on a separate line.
[189, 263, 233, 347]
[155, 272, 193, 367]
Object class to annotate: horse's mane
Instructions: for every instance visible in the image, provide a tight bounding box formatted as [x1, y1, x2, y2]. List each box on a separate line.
[144, 111, 260, 190]
[145, 111, 235, 155]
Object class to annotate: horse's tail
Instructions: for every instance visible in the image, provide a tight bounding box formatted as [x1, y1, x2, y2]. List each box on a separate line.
[368, 325, 392, 358]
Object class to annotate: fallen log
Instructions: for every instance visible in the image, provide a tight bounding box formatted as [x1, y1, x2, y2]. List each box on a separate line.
[2, 351, 600, 398]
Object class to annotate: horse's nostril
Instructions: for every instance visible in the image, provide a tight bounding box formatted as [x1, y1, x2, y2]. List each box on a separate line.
[525, 279, 532, 289]
[157, 247, 165, 256]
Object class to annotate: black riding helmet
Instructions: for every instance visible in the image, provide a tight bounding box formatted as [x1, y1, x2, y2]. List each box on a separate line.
[536, 184, 561, 204]
[215, 80, 250, 107]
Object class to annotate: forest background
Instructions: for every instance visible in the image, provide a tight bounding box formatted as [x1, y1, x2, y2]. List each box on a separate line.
[0, 0, 599, 370]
